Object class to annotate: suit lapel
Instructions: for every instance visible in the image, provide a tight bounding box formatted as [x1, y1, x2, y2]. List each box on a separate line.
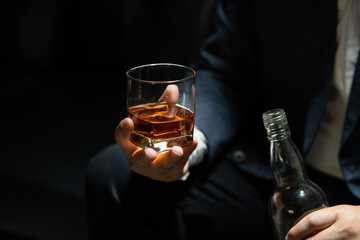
[341, 49, 360, 147]
[303, 75, 332, 155]
[301, 0, 338, 154]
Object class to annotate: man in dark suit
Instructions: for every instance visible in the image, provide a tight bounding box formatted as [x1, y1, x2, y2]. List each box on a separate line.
[85, 0, 360, 239]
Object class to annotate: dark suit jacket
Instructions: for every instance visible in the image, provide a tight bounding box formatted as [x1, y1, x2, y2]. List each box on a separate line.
[192, 0, 360, 198]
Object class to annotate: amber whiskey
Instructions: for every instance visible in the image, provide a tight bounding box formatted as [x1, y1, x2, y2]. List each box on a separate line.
[128, 102, 194, 152]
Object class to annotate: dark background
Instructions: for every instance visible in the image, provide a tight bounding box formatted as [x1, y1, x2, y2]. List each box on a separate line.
[0, 1, 215, 239]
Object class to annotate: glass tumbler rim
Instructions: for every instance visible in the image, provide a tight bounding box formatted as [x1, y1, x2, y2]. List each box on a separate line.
[126, 63, 196, 84]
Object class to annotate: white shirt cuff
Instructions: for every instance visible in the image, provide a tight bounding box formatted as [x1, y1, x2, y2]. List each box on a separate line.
[180, 126, 208, 181]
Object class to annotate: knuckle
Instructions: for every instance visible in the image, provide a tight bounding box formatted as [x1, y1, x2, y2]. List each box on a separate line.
[339, 222, 357, 238]
[306, 212, 318, 228]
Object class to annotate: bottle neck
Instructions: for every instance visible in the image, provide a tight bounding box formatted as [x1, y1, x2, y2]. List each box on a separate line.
[269, 133, 308, 187]
[263, 109, 308, 187]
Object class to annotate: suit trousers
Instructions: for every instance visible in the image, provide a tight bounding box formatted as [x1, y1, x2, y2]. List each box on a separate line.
[85, 143, 359, 239]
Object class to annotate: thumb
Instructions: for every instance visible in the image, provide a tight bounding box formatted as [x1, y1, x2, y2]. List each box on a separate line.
[158, 84, 179, 106]
[114, 118, 138, 159]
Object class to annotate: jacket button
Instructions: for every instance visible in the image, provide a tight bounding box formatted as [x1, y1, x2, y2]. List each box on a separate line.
[233, 150, 246, 163]
[349, 164, 357, 172]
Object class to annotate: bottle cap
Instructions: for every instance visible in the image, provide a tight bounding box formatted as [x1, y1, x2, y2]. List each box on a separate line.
[262, 108, 290, 141]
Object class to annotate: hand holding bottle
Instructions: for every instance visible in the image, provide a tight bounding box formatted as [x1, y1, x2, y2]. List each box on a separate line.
[286, 204, 360, 240]
[263, 109, 329, 240]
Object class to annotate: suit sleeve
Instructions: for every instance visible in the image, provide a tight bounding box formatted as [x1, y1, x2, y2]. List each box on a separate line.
[191, 0, 258, 165]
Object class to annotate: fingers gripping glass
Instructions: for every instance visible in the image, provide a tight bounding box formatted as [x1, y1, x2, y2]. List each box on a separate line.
[126, 63, 196, 152]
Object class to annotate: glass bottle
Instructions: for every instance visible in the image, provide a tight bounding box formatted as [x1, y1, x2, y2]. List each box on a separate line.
[262, 108, 329, 240]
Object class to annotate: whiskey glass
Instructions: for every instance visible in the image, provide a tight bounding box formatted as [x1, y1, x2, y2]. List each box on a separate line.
[126, 63, 196, 152]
